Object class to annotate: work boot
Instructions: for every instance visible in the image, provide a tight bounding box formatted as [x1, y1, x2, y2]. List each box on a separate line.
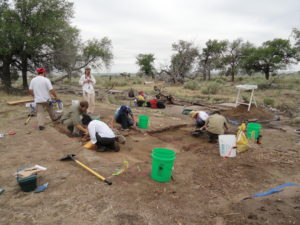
[116, 135, 126, 144]
[39, 126, 45, 130]
[96, 146, 107, 152]
[112, 142, 120, 152]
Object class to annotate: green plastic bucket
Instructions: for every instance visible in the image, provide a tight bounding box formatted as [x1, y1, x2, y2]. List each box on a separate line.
[138, 115, 149, 129]
[151, 148, 176, 182]
[247, 123, 261, 140]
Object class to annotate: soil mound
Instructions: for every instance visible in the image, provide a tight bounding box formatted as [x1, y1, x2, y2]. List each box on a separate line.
[222, 104, 273, 121]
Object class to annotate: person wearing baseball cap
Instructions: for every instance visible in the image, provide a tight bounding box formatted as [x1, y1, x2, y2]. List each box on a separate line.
[29, 68, 60, 130]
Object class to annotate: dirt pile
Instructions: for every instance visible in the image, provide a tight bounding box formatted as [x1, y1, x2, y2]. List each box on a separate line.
[222, 104, 273, 121]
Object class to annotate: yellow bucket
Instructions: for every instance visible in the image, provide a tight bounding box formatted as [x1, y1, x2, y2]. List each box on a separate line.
[84, 141, 96, 150]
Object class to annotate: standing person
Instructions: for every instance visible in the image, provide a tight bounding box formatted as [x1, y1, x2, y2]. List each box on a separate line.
[29, 68, 59, 130]
[82, 115, 120, 152]
[203, 111, 229, 143]
[60, 101, 89, 136]
[112, 105, 136, 130]
[79, 67, 96, 114]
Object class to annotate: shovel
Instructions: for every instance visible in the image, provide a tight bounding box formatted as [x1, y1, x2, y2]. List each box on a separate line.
[60, 154, 112, 185]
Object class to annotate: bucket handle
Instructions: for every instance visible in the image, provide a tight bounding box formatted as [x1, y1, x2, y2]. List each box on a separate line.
[223, 146, 237, 159]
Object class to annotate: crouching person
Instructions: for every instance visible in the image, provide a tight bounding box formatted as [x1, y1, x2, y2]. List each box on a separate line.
[60, 100, 89, 136]
[82, 115, 120, 152]
[204, 111, 228, 143]
[112, 105, 136, 130]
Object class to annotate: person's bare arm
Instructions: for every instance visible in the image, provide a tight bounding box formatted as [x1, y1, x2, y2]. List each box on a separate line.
[29, 89, 34, 98]
[49, 89, 59, 99]
[111, 116, 116, 128]
[75, 124, 88, 134]
[131, 114, 136, 126]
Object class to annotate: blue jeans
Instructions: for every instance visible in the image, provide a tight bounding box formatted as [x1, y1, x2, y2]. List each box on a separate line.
[196, 119, 205, 128]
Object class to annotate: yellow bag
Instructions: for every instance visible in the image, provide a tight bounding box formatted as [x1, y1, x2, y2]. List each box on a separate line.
[236, 123, 249, 153]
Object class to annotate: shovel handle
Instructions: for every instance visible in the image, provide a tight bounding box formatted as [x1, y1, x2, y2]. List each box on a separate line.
[74, 159, 112, 185]
[25, 116, 31, 125]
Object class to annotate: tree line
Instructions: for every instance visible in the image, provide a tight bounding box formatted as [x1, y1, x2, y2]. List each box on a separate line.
[136, 29, 300, 83]
[0, 0, 113, 92]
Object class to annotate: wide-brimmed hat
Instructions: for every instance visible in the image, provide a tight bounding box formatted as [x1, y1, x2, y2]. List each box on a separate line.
[189, 111, 198, 118]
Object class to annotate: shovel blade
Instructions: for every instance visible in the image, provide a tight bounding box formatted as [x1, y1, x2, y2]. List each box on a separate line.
[60, 154, 76, 161]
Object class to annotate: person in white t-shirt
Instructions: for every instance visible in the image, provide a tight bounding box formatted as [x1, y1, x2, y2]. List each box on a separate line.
[29, 68, 59, 130]
[189, 110, 209, 129]
[82, 115, 120, 152]
[79, 67, 96, 114]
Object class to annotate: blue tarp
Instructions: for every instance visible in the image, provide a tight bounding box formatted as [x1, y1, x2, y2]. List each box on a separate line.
[252, 183, 300, 198]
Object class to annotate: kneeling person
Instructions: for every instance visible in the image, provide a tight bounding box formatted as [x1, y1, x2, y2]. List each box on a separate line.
[112, 105, 136, 130]
[60, 100, 88, 136]
[82, 115, 120, 152]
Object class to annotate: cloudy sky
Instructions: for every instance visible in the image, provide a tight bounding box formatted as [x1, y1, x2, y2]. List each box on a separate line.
[72, 0, 300, 73]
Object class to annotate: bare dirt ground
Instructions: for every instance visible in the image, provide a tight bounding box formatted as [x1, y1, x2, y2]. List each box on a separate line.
[0, 93, 300, 225]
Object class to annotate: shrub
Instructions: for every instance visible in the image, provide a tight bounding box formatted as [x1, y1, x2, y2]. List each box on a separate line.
[201, 82, 219, 94]
[293, 117, 300, 123]
[183, 81, 200, 90]
[263, 98, 275, 106]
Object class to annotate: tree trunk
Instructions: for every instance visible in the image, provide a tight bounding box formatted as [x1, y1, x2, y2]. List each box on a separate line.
[208, 68, 211, 80]
[1, 56, 12, 92]
[203, 69, 207, 80]
[231, 67, 235, 82]
[264, 69, 270, 80]
[21, 57, 28, 89]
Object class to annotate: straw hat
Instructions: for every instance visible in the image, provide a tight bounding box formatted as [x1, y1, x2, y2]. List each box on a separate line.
[189, 111, 198, 118]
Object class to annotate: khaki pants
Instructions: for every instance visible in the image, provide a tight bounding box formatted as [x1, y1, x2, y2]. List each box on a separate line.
[83, 92, 95, 113]
[36, 102, 55, 126]
[62, 118, 81, 136]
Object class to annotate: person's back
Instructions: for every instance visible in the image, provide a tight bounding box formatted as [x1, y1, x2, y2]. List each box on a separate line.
[29, 76, 52, 103]
[206, 114, 228, 135]
[88, 120, 115, 139]
[61, 104, 80, 122]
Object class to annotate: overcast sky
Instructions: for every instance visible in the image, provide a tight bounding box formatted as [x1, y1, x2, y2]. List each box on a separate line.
[71, 0, 300, 73]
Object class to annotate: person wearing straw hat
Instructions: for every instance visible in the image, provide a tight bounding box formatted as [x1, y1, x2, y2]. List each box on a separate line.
[189, 110, 209, 129]
[79, 67, 96, 114]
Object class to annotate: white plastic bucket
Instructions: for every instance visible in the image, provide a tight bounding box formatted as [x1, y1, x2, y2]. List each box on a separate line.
[218, 135, 237, 157]
[72, 100, 79, 105]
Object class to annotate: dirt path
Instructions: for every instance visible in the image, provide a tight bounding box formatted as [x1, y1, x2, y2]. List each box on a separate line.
[0, 95, 300, 225]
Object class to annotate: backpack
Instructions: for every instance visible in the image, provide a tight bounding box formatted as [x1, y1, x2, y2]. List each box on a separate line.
[157, 102, 166, 108]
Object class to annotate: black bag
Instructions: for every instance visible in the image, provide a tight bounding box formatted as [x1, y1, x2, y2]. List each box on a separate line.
[157, 102, 166, 108]
[128, 89, 135, 98]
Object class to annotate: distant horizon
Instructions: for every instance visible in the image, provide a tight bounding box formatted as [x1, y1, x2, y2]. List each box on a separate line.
[72, 0, 300, 73]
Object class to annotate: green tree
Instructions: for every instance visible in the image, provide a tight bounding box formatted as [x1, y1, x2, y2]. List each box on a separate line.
[292, 28, 300, 60]
[136, 53, 155, 78]
[13, 0, 75, 88]
[161, 40, 198, 83]
[53, 37, 113, 81]
[222, 39, 253, 81]
[199, 39, 228, 80]
[241, 38, 297, 80]
[0, 0, 21, 90]
[0, 0, 113, 90]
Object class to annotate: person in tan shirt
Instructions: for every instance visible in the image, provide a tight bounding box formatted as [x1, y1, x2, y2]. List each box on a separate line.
[203, 111, 228, 143]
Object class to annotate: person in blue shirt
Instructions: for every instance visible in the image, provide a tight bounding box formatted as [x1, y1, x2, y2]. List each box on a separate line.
[111, 105, 136, 130]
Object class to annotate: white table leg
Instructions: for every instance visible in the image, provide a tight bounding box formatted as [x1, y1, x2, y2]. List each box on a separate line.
[248, 89, 254, 111]
[235, 89, 241, 107]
